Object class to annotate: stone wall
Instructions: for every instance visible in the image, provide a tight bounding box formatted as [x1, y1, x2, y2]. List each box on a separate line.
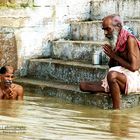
[0, 0, 91, 75]
[0, 32, 17, 69]
[90, 0, 140, 20]
[0, 0, 139, 75]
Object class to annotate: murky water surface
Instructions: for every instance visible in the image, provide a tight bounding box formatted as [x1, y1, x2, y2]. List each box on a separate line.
[0, 92, 140, 140]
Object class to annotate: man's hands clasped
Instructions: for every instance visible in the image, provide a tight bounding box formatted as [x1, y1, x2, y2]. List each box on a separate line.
[103, 44, 116, 59]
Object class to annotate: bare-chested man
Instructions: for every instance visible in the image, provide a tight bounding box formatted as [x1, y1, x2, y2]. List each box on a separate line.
[0, 66, 24, 100]
[80, 14, 140, 109]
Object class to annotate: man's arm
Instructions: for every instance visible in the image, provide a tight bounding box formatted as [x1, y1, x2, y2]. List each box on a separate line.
[17, 85, 24, 100]
[126, 36, 140, 71]
[103, 36, 140, 72]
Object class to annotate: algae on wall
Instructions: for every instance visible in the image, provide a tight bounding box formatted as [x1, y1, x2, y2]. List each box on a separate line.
[0, 0, 33, 8]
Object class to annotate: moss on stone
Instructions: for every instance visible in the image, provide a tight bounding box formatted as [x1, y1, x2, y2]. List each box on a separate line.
[0, 1, 33, 8]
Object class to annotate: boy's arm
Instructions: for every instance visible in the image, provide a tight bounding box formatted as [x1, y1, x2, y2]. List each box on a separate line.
[17, 85, 24, 100]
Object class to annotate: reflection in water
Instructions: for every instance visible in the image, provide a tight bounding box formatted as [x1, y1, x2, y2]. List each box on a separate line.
[0, 100, 24, 117]
[110, 111, 130, 137]
[0, 92, 140, 140]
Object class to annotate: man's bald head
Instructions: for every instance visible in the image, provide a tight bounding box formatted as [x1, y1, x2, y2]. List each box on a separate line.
[102, 15, 123, 49]
[102, 14, 123, 40]
[102, 14, 123, 29]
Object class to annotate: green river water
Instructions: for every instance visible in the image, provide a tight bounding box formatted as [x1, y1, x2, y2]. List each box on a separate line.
[0, 92, 140, 140]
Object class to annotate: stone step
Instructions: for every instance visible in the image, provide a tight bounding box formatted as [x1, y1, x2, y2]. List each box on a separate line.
[27, 58, 109, 84]
[90, 0, 140, 20]
[70, 20, 140, 41]
[52, 40, 109, 64]
[14, 77, 140, 109]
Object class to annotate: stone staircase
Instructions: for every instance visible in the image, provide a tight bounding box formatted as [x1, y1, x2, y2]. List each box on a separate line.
[15, 0, 140, 109]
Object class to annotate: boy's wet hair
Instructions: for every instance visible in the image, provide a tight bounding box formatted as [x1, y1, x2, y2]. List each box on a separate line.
[0, 66, 14, 74]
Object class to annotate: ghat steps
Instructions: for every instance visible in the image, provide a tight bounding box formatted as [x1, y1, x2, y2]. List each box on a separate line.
[14, 78, 140, 109]
[70, 20, 140, 41]
[27, 58, 108, 84]
[15, 0, 140, 109]
[90, 0, 140, 20]
[52, 40, 108, 63]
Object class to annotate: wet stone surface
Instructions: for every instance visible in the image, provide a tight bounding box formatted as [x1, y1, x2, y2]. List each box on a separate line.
[15, 78, 140, 110]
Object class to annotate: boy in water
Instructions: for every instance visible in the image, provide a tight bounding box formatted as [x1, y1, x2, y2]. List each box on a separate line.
[0, 66, 24, 100]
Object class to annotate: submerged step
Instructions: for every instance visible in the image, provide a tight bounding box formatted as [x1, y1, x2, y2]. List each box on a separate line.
[14, 77, 140, 109]
[52, 40, 108, 63]
[70, 20, 140, 41]
[27, 58, 109, 84]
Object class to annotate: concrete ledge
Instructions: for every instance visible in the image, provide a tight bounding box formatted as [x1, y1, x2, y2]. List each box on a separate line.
[90, 0, 140, 20]
[70, 20, 140, 41]
[70, 21, 103, 41]
[14, 77, 140, 109]
[27, 58, 108, 84]
[52, 40, 108, 63]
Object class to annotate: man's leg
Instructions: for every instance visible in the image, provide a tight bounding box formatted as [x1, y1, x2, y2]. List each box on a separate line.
[107, 71, 127, 109]
[80, 81, 105, 92]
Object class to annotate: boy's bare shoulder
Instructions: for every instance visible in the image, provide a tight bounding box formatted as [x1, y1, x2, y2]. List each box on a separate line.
[13, 83, 24, 94]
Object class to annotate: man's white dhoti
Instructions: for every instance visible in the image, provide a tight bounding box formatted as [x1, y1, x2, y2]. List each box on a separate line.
[101, 66, 140, 94]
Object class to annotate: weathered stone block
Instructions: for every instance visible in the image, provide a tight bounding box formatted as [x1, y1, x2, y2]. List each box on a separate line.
[118, 0, 140, 19]
[0, 7, 55, 27]
[67, 1, 90, 21]
[27, 58, 108, 84]
[52, 40, 104, 62]
[90, 0, 140, 20]
[15, 27, 54, 76]
[70, 20, 140, 41]
[34, 0, 90, 21]
[70, 21, 104, 41]
[0, 32, 17, 69]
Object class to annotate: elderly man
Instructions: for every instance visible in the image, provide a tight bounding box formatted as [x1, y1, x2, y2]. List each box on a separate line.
[80, 14, 140, 109]
[0, 65, 24, 100]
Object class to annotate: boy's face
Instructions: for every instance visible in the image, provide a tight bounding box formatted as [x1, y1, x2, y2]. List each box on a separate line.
[0, 69, 14, 87]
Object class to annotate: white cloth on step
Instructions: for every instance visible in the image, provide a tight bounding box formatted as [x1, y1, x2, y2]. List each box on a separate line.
[101, 66, 140, 94]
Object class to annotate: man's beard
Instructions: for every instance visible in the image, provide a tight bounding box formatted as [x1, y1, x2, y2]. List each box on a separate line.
[106, 30, 119, 50]
[4, 80, 12, 87]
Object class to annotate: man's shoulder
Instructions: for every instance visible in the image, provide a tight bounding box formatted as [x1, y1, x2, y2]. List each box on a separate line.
[13, 83, 24, 94]
[127, 35, 139, 46]
[12, 83, 24, 100]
